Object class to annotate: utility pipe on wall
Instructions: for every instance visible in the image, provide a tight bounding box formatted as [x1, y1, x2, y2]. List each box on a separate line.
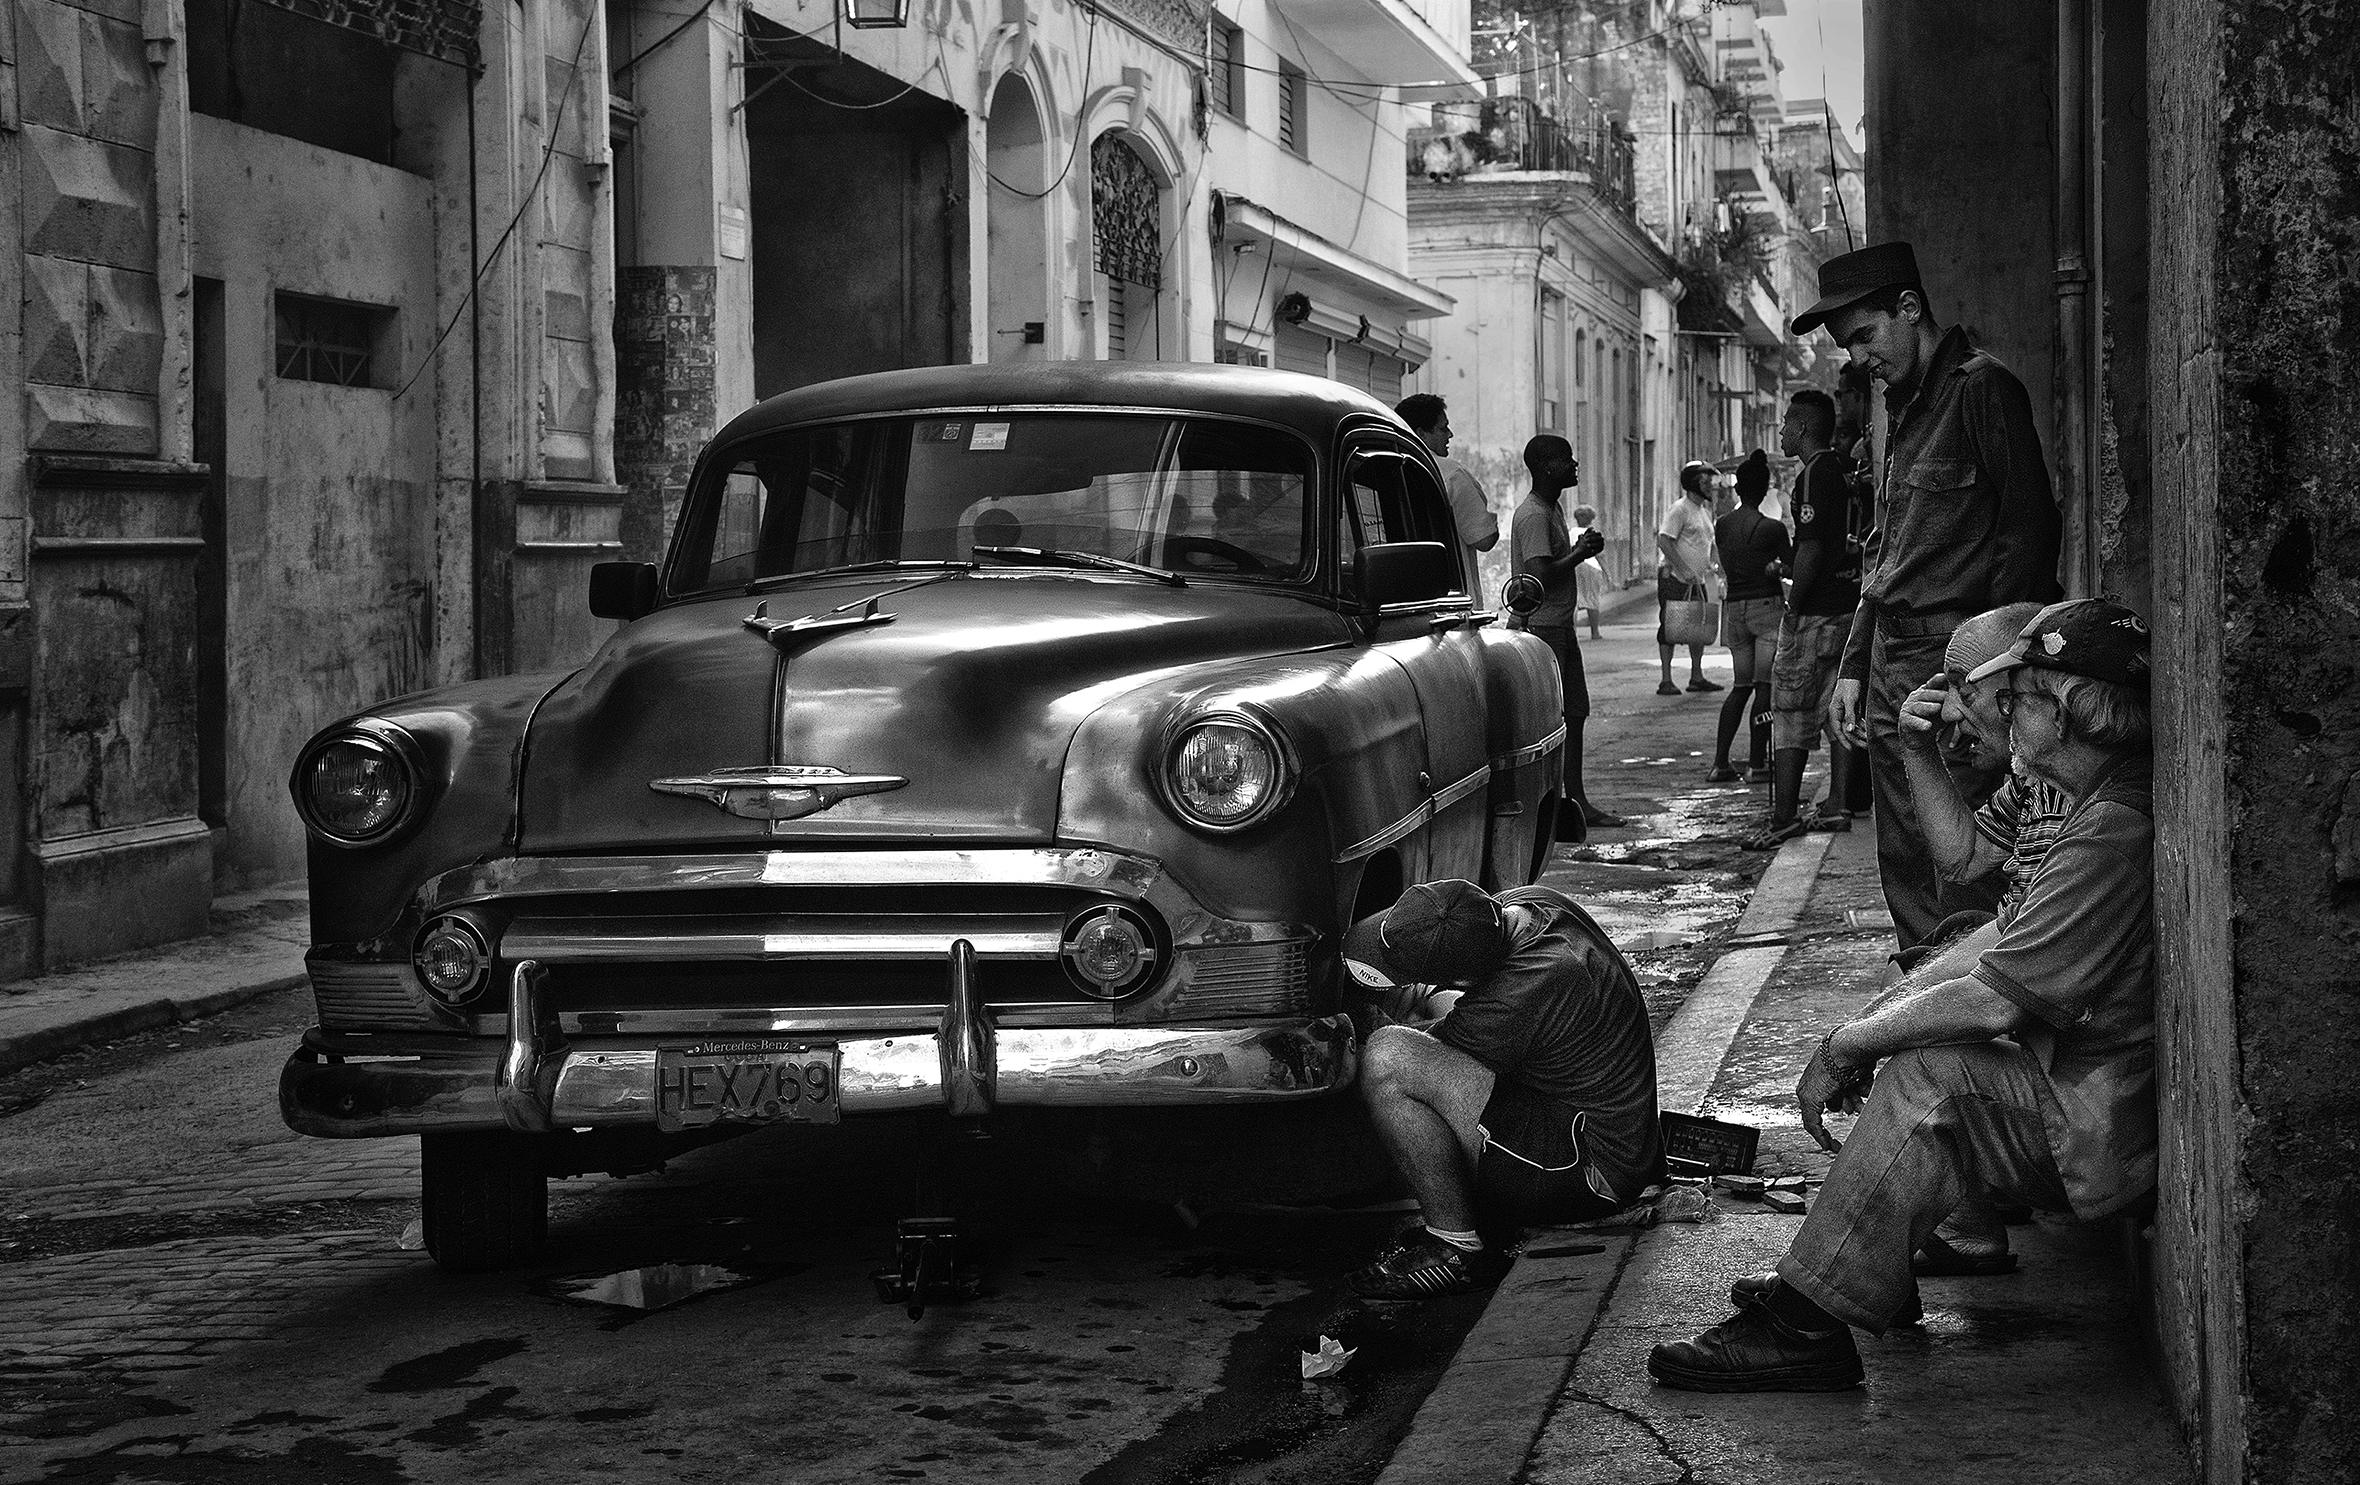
[2054, 0, 2102, 597]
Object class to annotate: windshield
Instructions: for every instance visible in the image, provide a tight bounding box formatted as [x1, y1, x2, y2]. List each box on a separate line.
[668, 413, 1316, 595]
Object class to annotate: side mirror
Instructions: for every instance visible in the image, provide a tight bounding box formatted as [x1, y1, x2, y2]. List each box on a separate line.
[588, 561, 659, 621]
[1356, 542, 1458, 615]
[1501, 573, 1546, 617]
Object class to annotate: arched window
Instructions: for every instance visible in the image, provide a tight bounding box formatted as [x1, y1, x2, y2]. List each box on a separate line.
[1091, 133, 1164, 361]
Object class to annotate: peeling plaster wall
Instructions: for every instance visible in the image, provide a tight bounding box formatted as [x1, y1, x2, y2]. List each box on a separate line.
[189, 117, 438, 888]
[2204, 4, 2360, 1478]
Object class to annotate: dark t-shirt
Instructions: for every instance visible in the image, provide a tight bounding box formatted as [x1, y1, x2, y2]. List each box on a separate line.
[1713, 505, 1791, 601]
[1434, 886, 1666, 1198]
[1788, 450, 1861, 615]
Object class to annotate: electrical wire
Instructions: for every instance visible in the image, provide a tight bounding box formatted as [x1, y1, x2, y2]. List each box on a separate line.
[396, 4, 597, 404]
[981, 5, 1099, 198]
[613, 0, 714, 80]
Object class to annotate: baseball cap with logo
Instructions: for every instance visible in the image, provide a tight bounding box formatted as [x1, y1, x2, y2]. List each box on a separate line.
[1964, 598, 2152, 689]
[1338, 880, 1509, 990]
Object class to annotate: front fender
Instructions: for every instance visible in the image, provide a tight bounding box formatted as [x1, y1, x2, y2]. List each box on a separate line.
[1056, 645, 1427, 930]
[300, 672, 573, 946]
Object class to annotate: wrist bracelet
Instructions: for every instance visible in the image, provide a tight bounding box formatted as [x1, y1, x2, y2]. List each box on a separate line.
[1818, 1030, 1871, 1090]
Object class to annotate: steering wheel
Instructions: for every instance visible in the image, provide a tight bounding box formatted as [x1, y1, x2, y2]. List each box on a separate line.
[1161, 535, 1274, 574]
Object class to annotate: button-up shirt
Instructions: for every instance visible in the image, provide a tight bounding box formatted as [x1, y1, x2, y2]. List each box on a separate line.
[1840, 326, 2063, 679]
[1970, 756, 2154, 1219]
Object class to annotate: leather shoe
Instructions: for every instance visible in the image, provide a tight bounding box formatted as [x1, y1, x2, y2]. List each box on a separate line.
[1648, 1302, 1864, 1392]
[1730, 1271, 1921, 1327]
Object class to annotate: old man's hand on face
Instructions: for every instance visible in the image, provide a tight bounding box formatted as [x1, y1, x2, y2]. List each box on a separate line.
[1896, 672, 1954, 746]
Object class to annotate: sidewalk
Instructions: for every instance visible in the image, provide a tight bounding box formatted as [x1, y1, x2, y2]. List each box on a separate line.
[0, 887, 308, 1076]
[1381, 818, 2194, 1485]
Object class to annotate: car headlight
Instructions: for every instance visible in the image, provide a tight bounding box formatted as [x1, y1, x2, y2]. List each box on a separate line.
[1062, 906, 1160, 998]
[413, 916, 491, 1008]
[1163, 715, 1290, 831]
[292, 725, 425, 846]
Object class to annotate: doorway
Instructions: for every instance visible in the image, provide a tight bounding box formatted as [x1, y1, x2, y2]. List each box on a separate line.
[985, 74, 1049, 362]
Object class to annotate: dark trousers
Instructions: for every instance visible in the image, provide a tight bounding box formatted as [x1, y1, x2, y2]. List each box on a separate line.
[1866, 618, 2005, 951]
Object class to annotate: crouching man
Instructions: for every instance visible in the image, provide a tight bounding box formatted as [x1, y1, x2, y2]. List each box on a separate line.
[1648, 599, 2155, 1390]
[1341, 880, 1666, 1299]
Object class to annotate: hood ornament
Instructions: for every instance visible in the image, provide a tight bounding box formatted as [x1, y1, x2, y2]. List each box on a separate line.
[649, 766, 908, 821]
[744, 594, 895, 654]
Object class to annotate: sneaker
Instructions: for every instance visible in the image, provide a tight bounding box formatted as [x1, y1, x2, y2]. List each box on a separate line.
[1656, 680, 1682, 697]
[1744, 767, 1773, 785]
[1580, 804, 1625, 828]
[1346, 1231, 1510, 1300]
[1804, 810, 1853, 833]
[1648, 1302, 1865, 1392]
[1706, 765, 1741, 784]
[1687, 677, 1724, 692]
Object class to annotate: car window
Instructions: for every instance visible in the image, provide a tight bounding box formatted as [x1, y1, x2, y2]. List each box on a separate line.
[1338, 449, 1467, 598]
[670, 415, 1315, 593]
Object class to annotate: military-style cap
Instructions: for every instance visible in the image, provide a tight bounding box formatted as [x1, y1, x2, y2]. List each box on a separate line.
[1790, 241, 1924, 336]
[1965, 599, 2152, 690]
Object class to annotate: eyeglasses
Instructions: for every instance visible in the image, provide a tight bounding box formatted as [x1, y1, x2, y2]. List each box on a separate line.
[1993, 689, 2059, 722]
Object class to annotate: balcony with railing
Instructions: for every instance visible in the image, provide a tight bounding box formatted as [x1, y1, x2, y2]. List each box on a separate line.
[1408, 96, 1639, 216]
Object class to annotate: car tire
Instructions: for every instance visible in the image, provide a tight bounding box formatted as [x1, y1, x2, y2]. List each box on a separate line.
[421, 1131, 549, 1272]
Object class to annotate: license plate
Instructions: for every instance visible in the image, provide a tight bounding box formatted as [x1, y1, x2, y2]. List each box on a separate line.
[656, 1042, 840, 1131]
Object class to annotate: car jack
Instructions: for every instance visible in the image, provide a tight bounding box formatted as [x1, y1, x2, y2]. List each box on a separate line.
[870, 1215, 980, 1320]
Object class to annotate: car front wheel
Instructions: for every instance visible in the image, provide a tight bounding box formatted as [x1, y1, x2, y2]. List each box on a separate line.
[421, 1131, 549, 1272]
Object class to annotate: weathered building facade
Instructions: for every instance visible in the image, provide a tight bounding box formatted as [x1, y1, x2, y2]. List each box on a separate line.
[0, 0, 1475, 975]
[1405, 0, 1811, 595]
[1865, 1, 2358, 1478]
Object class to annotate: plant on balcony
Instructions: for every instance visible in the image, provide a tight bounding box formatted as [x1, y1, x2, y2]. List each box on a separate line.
[1676, 203, 1773, 333]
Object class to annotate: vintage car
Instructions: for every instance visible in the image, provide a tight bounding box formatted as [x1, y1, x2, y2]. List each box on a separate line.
[279, 362, 1569, 1270]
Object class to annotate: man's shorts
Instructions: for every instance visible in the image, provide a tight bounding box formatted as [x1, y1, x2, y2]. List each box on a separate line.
[1524, 624, 1591, 721]
[1655, 569, 1709, 648]
[1719, 596, 1783, 674]
[1771, 612, 1851, 753]
[1472, 1082, 1626, 1227]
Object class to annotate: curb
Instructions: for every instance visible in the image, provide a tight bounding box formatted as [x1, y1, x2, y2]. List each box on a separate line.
[0, 971, 308, 1078]
[1371, 825, 1841, 1485]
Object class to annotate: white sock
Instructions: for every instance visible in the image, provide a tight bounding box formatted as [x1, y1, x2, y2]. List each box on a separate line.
[1425, 1225, 1484, 1252]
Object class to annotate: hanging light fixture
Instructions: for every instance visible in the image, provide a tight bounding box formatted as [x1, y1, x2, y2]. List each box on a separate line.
[842, 0, 911, 27]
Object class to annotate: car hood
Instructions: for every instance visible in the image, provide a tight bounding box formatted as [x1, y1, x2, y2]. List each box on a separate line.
[517, 571, 1351, 852]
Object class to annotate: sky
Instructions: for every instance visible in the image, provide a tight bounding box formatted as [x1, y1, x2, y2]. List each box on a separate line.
[1758, 0, 1866, 149]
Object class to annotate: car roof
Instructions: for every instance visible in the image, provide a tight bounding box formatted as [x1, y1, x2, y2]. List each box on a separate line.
[710, 362, 1411, 446]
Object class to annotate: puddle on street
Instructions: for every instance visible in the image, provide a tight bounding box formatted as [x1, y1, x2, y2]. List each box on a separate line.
[537, 1262, 778, 1314]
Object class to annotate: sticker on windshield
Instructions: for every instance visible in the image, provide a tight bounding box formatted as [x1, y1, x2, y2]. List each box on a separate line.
[970, 422, 1010, 451]
[935, 423, 964, 442]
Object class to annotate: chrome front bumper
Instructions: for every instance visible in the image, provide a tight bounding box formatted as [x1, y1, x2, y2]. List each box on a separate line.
[281, 953, 1358, 1138]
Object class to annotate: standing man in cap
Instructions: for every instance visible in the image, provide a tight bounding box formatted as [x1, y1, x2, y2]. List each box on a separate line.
[1655, 460, 1723, 697]
[1395, 394, 1499, 585]
[1798, 242, 2063, 951]
[1649, 600, 2155, 1390]
[1340, 879, 1665, 1298]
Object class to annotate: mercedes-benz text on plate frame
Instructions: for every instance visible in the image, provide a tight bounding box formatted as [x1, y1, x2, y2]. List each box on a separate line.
[655, 1040, 841, 1130]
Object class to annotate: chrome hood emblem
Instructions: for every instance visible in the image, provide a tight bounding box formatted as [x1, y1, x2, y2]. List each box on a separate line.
[649, 766, 909, 821]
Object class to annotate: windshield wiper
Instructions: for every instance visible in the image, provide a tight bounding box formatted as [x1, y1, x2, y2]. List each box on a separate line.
[745, 559, 968, 594]
[972, 545, 1185, 587]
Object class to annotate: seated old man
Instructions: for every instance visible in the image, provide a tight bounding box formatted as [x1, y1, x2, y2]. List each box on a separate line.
[1649, 599, 2155, 1391]
[1340, 880, 1665, 1300]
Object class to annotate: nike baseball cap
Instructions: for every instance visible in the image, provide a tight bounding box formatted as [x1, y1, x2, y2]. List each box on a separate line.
[1964, 598, 2152, 689]
[1338, 880, 1509, 990]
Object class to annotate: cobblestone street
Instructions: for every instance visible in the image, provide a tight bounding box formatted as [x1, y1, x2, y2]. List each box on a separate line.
[0, 614, 1789, 1484]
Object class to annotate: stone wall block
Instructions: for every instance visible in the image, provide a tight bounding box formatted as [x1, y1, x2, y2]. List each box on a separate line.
[78, 9, 157, 150]
[84, 265, 163, 394]
[22, 255, 92, 387]
[24, 385, 158, 454]
[21, 125, 156, 269]
[15, 0, 88, 133]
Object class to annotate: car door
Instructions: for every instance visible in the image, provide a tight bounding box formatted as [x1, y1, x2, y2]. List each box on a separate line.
[1338, 435, 1492, 885]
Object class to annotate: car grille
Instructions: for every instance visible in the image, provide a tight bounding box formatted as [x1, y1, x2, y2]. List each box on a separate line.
[543, 959, 1082, 1013]
[309, 961, 432, 1029]
[1171, 941, 1310, 1017]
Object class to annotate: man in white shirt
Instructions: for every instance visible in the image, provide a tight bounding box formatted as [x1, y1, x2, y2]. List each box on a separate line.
[1396, 395, 1499, 587]
[1655, 461, 1723, 697]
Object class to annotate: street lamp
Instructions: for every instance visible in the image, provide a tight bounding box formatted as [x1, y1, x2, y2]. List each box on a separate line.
[842, 0, 910, 26]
